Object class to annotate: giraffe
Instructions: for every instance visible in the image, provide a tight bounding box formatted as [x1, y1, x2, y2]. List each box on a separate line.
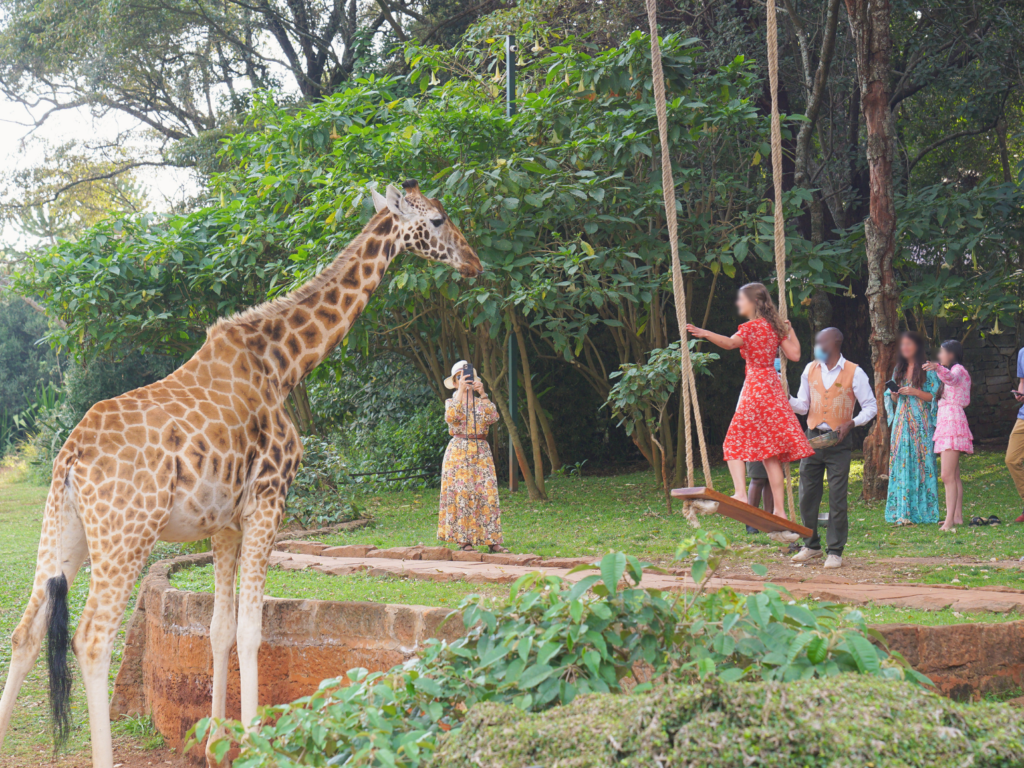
[0, 180, 482, 767]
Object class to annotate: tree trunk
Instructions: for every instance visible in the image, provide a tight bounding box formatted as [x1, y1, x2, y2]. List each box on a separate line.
[846, 0, 899, 501]
[514, 322, 547, 496]
[480, 340, 547, 501]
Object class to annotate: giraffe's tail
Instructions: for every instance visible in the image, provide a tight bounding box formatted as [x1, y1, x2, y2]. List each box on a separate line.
[40, 453, 80, 752]
[45, 572, 73, 750]
[42, 453, 77, 751]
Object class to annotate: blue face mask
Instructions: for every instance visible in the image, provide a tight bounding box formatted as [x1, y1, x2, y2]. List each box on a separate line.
[813, 345, 829, 362]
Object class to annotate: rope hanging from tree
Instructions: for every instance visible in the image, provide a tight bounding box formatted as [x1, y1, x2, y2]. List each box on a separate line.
[644, 0, 714, 520]
[645, 0, 797, 522]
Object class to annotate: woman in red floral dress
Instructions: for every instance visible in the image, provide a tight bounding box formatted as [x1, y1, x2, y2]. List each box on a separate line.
[687, 282, 813, 521]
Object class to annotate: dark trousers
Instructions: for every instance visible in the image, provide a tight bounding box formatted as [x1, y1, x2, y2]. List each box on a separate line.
[799, 429, 853, 555]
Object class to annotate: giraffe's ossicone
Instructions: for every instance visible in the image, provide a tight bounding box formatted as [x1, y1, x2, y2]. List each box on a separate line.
[0, 180, 482, 768]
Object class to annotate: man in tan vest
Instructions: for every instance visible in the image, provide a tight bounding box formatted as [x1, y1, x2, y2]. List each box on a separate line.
[788, 328, 876, 568]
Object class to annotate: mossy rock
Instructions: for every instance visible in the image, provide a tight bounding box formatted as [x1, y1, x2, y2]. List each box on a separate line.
[434, 677, 1024, 767]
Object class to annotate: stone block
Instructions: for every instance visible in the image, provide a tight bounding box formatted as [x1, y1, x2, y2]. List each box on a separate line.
[453, 550, 483, 562]
[422, 607, 464, 642]
[466, 571, 517, 585]
[321, 545, 377, 558]
[539, 557, 597, 568]
[366, 566, 405, 579]
[420, 546, 453, 561]
[408, 569, 455, 583]
[316, 601, 391, 641]
[373, 546, 424, 560]
[480, 553, 542, 566]
[278, 560, 309, 571]
[276, 541, 328, 556]
[389, 604, 424, 645]
[312, 563, 364, 576]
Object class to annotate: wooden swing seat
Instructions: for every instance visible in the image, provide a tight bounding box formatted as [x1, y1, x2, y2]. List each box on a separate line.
[671, 486, 813, 537]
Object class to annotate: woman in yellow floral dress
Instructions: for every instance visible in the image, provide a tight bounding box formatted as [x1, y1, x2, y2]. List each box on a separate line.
[437, 361, 507, 552]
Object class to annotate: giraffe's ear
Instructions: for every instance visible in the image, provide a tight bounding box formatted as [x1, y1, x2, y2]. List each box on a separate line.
[371, 187, 389, 213]
[385, 184, 413, 217]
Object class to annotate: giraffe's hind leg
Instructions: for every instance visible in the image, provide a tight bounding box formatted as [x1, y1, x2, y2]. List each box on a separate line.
[0, 479, 87, 752]
[73, 542, 153, 768]
[207, 528, 243, 758]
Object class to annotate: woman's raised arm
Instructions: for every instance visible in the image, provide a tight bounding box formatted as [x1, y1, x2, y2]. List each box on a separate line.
[686, 324, 744, 350]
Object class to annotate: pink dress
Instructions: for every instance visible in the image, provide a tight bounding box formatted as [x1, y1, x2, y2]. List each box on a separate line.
[932, 363, 973, 454]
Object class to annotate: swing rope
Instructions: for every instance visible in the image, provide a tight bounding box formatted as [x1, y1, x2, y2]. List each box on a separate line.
[644, 0, 714, 515]
[765, 0, 799, 522]
[645, 0, 798, 522]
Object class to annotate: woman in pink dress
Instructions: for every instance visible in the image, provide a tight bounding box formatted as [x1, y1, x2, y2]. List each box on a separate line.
[687, 283, 813, 529]
[923, 340, 973, 530]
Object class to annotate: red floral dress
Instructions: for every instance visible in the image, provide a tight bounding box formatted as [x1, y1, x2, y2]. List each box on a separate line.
[722, 318, 814, 464]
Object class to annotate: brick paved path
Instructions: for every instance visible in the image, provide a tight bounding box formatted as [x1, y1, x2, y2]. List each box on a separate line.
[272, 542, 1024, 614]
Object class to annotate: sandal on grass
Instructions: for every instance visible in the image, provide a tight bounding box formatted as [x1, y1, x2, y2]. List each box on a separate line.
[488, 544, 509, 554]
[459, 543, 476, 552]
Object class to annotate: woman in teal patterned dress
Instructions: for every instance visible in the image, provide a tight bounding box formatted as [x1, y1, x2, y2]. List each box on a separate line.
[884, 332, 941, 525]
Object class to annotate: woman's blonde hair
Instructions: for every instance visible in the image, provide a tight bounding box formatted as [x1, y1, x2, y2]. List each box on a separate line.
[740, 282, 789, 339]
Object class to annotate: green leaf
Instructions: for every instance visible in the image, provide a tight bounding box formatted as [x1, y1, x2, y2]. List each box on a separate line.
[846, 633, 882, 675]
[600, 552, 626, 594]
[518, 663, 554, 689]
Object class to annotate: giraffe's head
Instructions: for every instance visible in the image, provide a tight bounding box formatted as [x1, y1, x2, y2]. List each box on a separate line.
[372, 180, 483, 278]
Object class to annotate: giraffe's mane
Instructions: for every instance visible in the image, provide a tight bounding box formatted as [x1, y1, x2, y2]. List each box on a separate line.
[210, 212, 390, 333]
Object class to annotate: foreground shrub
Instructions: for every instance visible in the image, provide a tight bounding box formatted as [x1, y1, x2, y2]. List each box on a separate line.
[436, 677, 1024, 767]
[196, 537, 932, 767]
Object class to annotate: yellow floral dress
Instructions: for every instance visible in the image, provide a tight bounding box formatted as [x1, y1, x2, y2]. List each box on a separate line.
[437, 395, 502, 546]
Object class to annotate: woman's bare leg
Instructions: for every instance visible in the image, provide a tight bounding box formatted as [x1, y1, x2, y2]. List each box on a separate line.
[762, 458, 789, 521]
[954, 458, 964, 524]
[728, 460, 748, 503]
[939, 450, 960, 530]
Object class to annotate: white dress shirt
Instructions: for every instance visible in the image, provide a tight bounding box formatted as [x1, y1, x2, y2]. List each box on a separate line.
[789, 355, 877, 429]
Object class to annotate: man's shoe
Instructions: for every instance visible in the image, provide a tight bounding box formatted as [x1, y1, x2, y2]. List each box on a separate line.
[824, 554, 843, 569]
[791, 547, 823, 563]
[768, 531, 801, 543]
[1015, 507, 1024, 523]
[746, 525, 759, 534]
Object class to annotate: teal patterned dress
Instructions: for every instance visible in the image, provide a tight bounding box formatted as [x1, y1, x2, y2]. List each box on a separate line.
[884, 369, 941, 524]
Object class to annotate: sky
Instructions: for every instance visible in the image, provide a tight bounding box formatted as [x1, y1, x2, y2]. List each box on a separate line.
[0, 93, 199, 251]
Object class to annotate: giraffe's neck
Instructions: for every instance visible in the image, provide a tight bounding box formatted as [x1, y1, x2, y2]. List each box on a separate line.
[228, 212, 400, 397]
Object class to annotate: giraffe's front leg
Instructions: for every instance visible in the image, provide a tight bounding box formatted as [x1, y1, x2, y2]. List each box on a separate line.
[234, 495, 286, 730]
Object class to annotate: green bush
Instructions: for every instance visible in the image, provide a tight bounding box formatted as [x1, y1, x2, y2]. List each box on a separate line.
[285, 435, 364, 529]
[435, 677, 1024, 767]
[197, 534, 931, 767]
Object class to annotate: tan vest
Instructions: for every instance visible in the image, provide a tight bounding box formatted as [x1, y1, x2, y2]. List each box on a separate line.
[807, 362, 858, 431]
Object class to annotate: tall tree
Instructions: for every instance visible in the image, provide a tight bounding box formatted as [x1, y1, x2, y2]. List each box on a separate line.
[845, 0, 898, 501]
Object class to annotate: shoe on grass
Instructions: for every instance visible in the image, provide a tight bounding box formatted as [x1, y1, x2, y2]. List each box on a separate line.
[791, 547, 823, 563]
[1015, 508, 1024, 523]
[768, 531, 801, 543]
[823, 554, 843, 569]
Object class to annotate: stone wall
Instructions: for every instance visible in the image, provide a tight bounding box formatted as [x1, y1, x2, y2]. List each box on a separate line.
[112, 554, 1024, 760]
[110, 554, 464, 755]
[937, 322, 1023, 443]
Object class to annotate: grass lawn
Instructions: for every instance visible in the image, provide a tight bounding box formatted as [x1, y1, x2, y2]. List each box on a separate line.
[170, 565, 509, 607]
[317, 450, 1024, 563]
[1, 450, 1022, 763]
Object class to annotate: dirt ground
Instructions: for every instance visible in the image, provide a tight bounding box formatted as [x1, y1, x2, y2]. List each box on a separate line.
[718, 548, 1024, 586]
[0, 739, 186, 768]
